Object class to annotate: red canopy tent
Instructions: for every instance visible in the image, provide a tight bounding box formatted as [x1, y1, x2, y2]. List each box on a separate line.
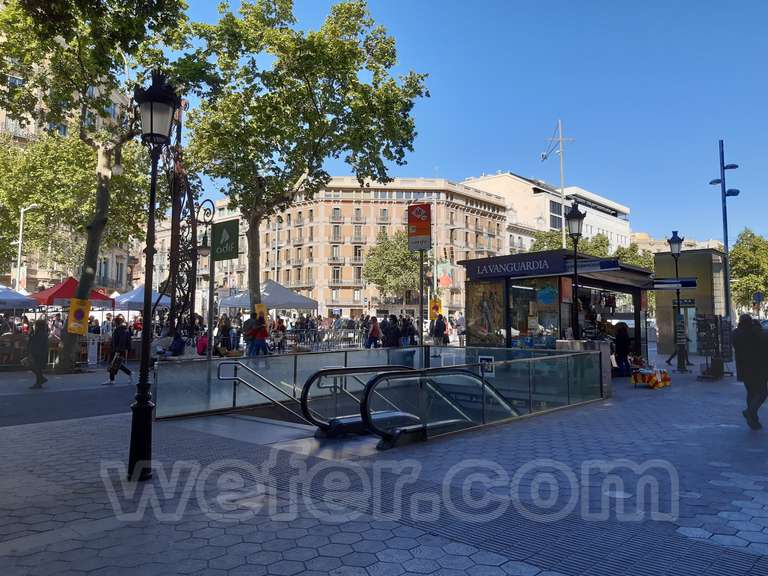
[32, 277, 114, 308]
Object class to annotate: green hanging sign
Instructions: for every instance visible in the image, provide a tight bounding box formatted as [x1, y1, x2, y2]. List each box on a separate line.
[211, 219, 239, 262]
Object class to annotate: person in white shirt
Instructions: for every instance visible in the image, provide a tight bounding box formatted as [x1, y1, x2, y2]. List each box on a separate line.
[455, 312, 466, 347]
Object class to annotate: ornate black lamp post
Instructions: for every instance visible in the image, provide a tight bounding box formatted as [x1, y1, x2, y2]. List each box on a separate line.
[667, 230, 689, 373]
[565, 202, 586, 339]
[195, 200, 216, 364]
[128, 71, 180, 481]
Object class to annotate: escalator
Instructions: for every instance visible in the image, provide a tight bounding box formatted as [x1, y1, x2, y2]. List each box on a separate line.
[361, 368, 519, 449]
[300, 365, 419, 437]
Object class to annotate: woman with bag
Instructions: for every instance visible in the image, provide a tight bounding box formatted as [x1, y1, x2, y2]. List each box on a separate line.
[27, 318, 49, 389]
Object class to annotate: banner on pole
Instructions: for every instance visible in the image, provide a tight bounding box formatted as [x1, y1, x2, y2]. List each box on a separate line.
[212, 219, 239, 261]
[67, 298, 91, 335]
[407, 203, 431, 251]
[429, 297, 442, 320]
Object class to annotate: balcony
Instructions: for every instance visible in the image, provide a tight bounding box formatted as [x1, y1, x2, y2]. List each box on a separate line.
[352, 215, 366, 224]
[328, 300, 364, 307]
[292, 236, 305, 245]
[350, 256, 365, 265]
[350, 235, 366, 244]
[294, 219, 304, 227]
[330, 235, 345, 243]
[328, 256, 346, 265]
[330, 214, 345, 223]
[475, 224, 484, 232]
[288, 279, 313, 289]
[328, 278, 365, 287]
[376, 215, 390, 224]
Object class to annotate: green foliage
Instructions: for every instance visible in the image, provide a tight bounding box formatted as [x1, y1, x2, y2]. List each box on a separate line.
[614, 243, 654, 270]
[186, 0, 428, 306]
[730, 228, 768, 308]
[362, 230, 423, 299]
[530, 230, 612, 258]
[0, 133, 156, 272]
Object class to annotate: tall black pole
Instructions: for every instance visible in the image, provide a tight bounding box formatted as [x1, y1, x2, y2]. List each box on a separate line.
[572, 239, 579, 339]
[718, 139, 732, 322]
[419, 250, 424, 345]
[674, 256, 688, 373]
[128, 144, 160, 481]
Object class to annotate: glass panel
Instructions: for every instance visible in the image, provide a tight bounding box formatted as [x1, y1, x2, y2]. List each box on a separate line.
[568, 353, 602, 403]
[530, 356, 569, 412]
[489, 359, 533, 415]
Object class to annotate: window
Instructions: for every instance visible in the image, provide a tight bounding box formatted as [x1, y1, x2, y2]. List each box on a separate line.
[296, 248, 302, 261]
[295, 268, 301, 283]
[308, 247, 313, 261]
[332, 207, 342, 221]
[378, 226, 387, 237]
[353, 225, 362, 240]
[332, 225, 341, 241]
[449, 212, 455, 225]
[48, 122, 67, 136]
[309, 226, 314, 241]
[332, 268, 342, 282]
[379, 208, 389, 222]
[354, 267, 362, 282]
[550, 200, 562, 215]
[354, 207, 362, 221]
[8, 75, 24, 88]
[331, 289, 339, 301]
[353, 245, 363, 260]
[550, 215, 562, 230]
[464, 231, 469, 245]
[464, 215, 469, 228]
[286, 213, 291, 226]
[308, 209, 314, 222]
[286, 229, 291, 242]
[353, 289, 361, 301]
[518, 236, 524, 248]
[284, 269, 291, 284]
[332, 245, 340, 259]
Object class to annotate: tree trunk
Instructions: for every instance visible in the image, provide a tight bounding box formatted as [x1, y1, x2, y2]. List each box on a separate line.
[246, 215, 261, 312]
[57, 144, 112, 372]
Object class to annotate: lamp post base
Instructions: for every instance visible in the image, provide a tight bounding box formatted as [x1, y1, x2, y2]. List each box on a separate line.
[127, 399, 155, 482]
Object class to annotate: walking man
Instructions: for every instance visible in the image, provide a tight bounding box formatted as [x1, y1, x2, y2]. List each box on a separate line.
[733, 314, 767, 430]
[105, 316, 132, 385]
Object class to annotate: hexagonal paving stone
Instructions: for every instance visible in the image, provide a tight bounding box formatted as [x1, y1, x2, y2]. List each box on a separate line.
[267, 559, 304, 576]
[412, 545, 445, 560]
[710, 534, 748, 547]
[353, 540, 388, 554]
[468, 566, 507, 576]
[247, 551, 283, 565]
[366, 561, 407, 576]
[341, 551, 378, 567]
[402, 558, 441, 574]
[377, 549, 414, 564]
[676, 527, 712, 539]
[363, 529, 393, 541]
[282, 547, 317, 562]
[305, 556, 342, 572]
[318, 543, 355, 557]
[262, 539, 295, 552]
[442, 543, 478, 556]
[470, 551, 509, 566]
[736, 531, 768, 543]
[437, 555, 475, 570]
[331, 532, 363, 545]
[386, 537, 420, 550]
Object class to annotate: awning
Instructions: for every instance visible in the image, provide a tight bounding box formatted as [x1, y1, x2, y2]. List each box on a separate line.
[114, 285, 171, 311]
[0, 285, 38, 309]
[220, 279, 318, 310]
[32, 277, 114, 307]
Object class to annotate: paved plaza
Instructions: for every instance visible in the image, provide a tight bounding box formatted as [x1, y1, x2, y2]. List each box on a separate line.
[1, 358, 768, 575]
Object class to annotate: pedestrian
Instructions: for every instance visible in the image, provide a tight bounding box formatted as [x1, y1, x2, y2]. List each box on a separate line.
[27, 318, 49, 389]
[274, 317, 286, 353]
[614, 322, 632, 377]
[251, 312, 270, 356]
[242, 312, 257, 357]
[455, 312, 466, 347]
[433, 314, 447, 346]
[733, 314, 767, 430]
[105, 316, 132, 385]
[366, 317, 381, 349]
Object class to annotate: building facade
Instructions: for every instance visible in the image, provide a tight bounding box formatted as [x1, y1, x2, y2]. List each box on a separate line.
[631, 232, 724, 254]
[463, 172, 631, 252]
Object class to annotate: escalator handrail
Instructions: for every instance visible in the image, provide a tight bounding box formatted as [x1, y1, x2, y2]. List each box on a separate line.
[360, 367, 516, 441]
[425, 366, 517, 417]
[300, 365, 416, 429]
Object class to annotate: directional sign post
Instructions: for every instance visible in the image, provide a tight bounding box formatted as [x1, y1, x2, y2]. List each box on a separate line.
[652, 278, 697, 291]
[212, 220, 239, 262]
[408, 203, 431, 345]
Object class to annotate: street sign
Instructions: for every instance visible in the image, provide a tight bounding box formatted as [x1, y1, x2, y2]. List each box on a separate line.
[407, 203, 431, 251]
[212, 219, 239, 262]
[67, 298, 91, 335]
[564, 258, 620, 275]
[653, 278, 697, 290]
[429, 297, 442, 320]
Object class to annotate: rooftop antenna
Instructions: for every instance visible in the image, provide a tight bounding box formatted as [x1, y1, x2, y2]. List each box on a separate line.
[540, 119, 575, 248]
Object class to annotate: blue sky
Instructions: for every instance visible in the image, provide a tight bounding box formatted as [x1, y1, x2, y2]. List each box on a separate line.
[187, 0, 767, 242]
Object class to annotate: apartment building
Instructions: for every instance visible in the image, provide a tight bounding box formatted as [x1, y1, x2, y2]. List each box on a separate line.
[464, 172, 631, 252]
[631, 232, 724, 254]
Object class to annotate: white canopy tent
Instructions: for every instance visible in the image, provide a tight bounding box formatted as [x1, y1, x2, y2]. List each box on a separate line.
[219, 279, 317, 310]
[0, 284, 38, 309]
[114, 285, 171, 311]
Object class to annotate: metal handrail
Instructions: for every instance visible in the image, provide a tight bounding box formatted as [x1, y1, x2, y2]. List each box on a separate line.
[217, 361, 311, 424]
[360, 367, 518, 442]
[300, 365, 415, 429]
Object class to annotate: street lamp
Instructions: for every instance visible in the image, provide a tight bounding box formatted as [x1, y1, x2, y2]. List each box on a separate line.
[15, 203, 40, 290]
[565, 202, 585, 339]
[128, 70, 180, 482]
[195, 200, 216, 367]
[709, 140, 739, 324]
[667, 230, 688, 373]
